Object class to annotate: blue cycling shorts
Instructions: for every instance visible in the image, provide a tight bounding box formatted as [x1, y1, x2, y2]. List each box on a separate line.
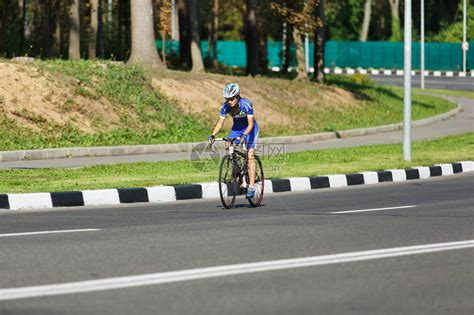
[228, 123, 259, 150]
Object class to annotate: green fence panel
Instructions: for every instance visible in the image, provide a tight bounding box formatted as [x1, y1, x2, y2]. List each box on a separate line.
[157, 40, 473, 71]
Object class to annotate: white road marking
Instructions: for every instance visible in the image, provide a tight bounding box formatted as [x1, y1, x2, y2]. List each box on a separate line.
[0, 229, 101, 238]
[330, 205, 416, 214]
[1, 239, 473, 301]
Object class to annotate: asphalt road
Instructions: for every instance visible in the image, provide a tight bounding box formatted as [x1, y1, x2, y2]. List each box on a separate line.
[1, 173, 473, 314]
[370, 75, 474, 91]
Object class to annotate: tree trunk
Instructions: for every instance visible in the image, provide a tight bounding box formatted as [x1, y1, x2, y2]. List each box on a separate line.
[89, 0, 98, 59]
[118, 0, 125, 60]
[162, 31, 167, 65]
[177, 0, 191, 68]
[292, 28, 307, 80]
[359, 0, 371, 41]
[52, 0, 61, 57]
[107, 0, 113, 23]
[40, 0, 53, 58]
[388, 0, 401, 41]
[128, 0, 163, 68]
[259, 33, 268, 74]
[68, 0, 81, 60]
[189, 0, 204, 72]
[211, 0, 219, 68]
[245, 0, 259, 76]
[312, 0, 325, 83]
[19, 0, 26, 55]
[206, 21, 211, 58]
[97, 0, 104, 58]
[0, 0, 6, 56]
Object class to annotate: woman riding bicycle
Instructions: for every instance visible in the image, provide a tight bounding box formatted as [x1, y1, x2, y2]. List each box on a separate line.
[209, 83, 259, 199]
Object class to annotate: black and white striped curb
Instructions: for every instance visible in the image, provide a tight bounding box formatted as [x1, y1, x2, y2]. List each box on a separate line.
[322, 67, 474, 77]
[0, 161, 472, 210]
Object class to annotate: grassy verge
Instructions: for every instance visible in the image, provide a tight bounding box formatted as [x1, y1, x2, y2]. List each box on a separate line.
[0, 132, 472, 194]
[314, 75, 455, 134]
[413, 87, 474, 100]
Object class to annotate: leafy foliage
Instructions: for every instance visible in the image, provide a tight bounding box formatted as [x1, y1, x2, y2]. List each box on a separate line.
[433, 2, 474, 42]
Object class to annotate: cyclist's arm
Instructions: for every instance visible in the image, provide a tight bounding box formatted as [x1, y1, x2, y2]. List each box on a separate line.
[243, 115, 254, 136]
[211, 116, 226, 136]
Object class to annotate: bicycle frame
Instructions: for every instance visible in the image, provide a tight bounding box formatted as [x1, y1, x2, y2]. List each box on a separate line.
[212, 137, 264, 208]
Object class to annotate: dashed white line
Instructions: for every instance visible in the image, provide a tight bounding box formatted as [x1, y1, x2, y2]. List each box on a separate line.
[0, 229, 101, 237]
[1, 239, 473, 301]
[330, 205, 416, 214]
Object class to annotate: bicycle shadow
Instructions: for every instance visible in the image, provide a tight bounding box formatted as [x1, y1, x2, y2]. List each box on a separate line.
[216, 203, 267, 210]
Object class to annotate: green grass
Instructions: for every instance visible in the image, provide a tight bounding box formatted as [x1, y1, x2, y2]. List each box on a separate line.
[413, 87, 474, 100]
[1, 132, 472, 194]
[315, 75, 455, 133]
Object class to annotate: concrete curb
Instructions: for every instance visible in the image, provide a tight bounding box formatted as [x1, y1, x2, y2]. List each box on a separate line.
[323, 67, 474, 77]
[1, 161, 472, 210]
[0, 104, 462, 163]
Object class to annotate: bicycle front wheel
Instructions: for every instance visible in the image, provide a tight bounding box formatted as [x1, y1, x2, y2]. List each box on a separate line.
[247, 155, 264, 207]
[218, 155, 237, 209]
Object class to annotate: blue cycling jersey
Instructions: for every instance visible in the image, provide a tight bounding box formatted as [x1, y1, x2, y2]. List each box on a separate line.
[220, 98, 258, 131]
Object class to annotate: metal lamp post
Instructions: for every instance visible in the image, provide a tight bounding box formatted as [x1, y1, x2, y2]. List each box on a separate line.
[421, 0, 425, 89]
[463, 0, 467, 74]
[403, 0, 412, 161]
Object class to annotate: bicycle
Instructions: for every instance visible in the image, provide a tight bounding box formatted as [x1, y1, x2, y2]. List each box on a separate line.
[212, 137, 264, 209]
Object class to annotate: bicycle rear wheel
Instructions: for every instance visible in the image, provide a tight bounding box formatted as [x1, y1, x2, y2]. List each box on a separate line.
[247, 155, 264, 207]
[218, 155, 237, 209]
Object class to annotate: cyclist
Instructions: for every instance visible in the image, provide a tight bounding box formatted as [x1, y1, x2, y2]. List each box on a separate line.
[209, 83, 259, 199]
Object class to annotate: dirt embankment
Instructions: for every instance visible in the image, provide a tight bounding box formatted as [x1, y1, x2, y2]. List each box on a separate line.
[0, 62, 124, 133]
[152, 71, 357, 133]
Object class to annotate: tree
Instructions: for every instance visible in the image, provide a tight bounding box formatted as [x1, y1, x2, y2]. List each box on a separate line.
[313, 0, 325, 83]
[388, 0, 401, 41]
[117, 0, 130, 61]
[292, 27, 305, 80]
[177, 0, 191, 68]
[68, 0, 81, 60]
[211, 0, 219, 68]
[0, 0, 6, 55]
[189, 0, 205, 72]
[359, 0, 371, 41]
[19, 0, 27, 54]
[433, 2, 474, 42]
[245, 0, 259, 76]
[128, 0, 164, 68]
[89, 0, 99, 59]
[157, 0, 172, 66]
[97, 0, 104, 58]
[271, 0, 320, 81]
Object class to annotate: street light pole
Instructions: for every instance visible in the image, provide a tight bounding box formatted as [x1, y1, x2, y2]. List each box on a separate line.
[421, 0, 425, 89]
[463, 0, 467, 74]
[403, 0, 412, 161]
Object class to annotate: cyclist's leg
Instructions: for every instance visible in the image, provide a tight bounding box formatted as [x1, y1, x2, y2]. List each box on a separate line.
[228, 129, 245, 188]
[246, 124, 259, 187]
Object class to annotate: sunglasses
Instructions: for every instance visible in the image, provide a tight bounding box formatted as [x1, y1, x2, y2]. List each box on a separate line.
[225, 96, 238, 102]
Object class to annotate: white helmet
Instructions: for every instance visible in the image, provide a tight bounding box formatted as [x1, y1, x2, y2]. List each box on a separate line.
[223, 83, 240, 98]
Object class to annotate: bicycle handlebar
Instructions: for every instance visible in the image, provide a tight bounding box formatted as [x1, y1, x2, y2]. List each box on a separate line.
[214, 137, 240, 142]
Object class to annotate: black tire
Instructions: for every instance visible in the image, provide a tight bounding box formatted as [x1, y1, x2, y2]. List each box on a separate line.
[247, 155, 264, 207]
[218, 155, 237, 209]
